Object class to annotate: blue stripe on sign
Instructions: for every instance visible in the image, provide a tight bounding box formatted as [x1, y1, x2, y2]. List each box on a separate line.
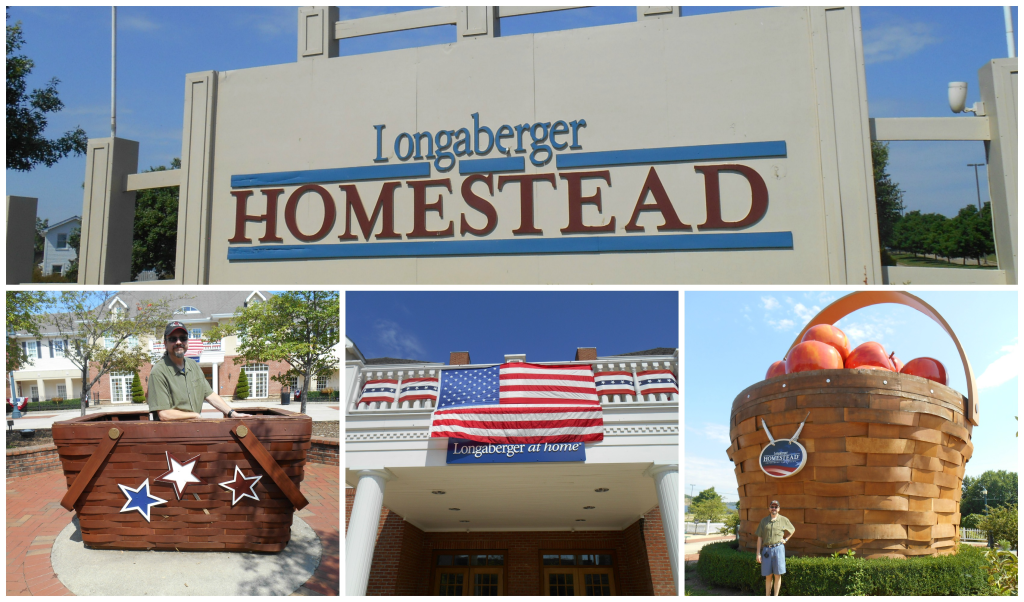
[459, 156, 525, 175]
[227, 231, 793, 261]
[231, 162, 431, 188]
[555, 141, 787, 169]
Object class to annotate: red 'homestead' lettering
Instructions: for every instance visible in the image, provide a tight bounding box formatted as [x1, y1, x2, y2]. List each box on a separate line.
[229, 165, 769, 243]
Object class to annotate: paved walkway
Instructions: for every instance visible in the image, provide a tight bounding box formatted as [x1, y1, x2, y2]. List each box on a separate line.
[7, 400, 340, 430]
[685, 535, 736, 561]
[6, 463, 339, 596]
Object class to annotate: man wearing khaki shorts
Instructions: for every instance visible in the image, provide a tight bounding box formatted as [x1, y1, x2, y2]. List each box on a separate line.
[755, 500, 795, 596]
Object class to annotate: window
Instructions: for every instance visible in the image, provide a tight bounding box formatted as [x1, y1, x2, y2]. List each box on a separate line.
[434, 552, 504, 596]
[26, 341, 37, 357]
[51, 264, 63, 275]
[56, 233, 68, 248]
[244, 363, 269, 398]
[53, 340, 65, 358]
[57, 384, 67, 399]
[289, 375, 299, 391]
[315, 374, 330, 391]
[176, 306, 200, 314]
[542, 552, 615, 596]
[29, 386, 39, 402]
[110, 371, 133, 403]
[189, 328, 202, 340]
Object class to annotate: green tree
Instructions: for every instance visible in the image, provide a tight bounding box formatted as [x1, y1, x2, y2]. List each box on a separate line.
[45, 291, 178, 416]
[871, 141, 905, 250]
[6, 291, 48, 372]
[6, 13, 88, 171]
[977, 504, 1018, 551]
[962, 471, 1018, 516]
[131, 158, 180, 280]
[206, 291, 339, 415]
[130, 369, 145, 403]
[34, 217, 48, 260]
[65, 226, 80, 282]
[690, 487, 728, 524]
[234, 368, 250, 401]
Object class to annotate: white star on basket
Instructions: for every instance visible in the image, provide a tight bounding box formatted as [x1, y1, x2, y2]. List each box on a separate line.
[155, 451, 205, 500]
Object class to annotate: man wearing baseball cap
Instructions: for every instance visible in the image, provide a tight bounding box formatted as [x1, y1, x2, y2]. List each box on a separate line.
[147, 321, 250, 421]
[755, 500, 795, 596]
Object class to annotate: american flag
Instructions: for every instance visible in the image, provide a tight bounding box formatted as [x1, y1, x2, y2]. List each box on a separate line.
[399, 377, 439, 403]
[155, 339, 205, 358]
[358, 379, 397, 405]
[595, 371, 635, 397]
[429, 363, 603, 444]
[637, 370, 678, 396]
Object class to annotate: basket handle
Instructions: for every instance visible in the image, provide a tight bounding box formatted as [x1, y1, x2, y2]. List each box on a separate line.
[60, 427, 122, 511]
[786, 291, 978, 426]
[232, 424, 309, 510]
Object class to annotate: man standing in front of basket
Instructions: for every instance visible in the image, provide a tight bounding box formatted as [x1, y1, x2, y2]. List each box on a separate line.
[756, 500, 795, 596]
[148, 321, 250, 421]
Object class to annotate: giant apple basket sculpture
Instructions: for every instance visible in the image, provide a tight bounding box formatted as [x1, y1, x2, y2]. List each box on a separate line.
[726, 291, 978, 558]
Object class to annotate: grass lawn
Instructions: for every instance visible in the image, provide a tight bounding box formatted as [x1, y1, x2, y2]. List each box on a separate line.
[890, 253, 997, 269]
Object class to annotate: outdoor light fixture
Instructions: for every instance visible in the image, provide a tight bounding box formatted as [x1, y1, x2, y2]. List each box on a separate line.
[449, 508, 461, 511]
[431, 490, 446, 495]
[948, 82, 985, 115]
[576, 519, 586, 522]
[583, 506, 595, 509]
[459, 520, 470, 523]
[594, 488, 609, 492]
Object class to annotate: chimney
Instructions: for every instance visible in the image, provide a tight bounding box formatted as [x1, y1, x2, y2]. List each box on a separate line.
[449, 351, 471, 365]
[575, 347, 597, 361]
[504, 353, 526, 363]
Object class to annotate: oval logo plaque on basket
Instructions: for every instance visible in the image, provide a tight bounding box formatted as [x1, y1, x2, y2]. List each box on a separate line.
[758, 414, 809, 478]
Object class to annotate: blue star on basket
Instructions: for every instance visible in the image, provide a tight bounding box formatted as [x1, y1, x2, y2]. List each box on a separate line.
[118, 479, 168, 522]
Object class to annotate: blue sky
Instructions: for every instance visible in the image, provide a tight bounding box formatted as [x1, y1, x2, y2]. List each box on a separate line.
[685, 291, 1019, 503]
[346, 291, 678, 364]
[5, 6, 1017, 223]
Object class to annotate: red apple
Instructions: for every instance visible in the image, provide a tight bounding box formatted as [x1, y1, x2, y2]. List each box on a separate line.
[801, 324, 851, 361]
[901, 357, 948, 386]
[786, 341, 844, 374]
[889, 352, 904, 372]
[766, 361, 787, 380]
[845, 341, 894, 371]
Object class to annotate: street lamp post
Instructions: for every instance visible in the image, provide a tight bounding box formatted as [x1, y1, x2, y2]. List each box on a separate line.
[982, 487, 993, 548]
[967, 163, 984, 211]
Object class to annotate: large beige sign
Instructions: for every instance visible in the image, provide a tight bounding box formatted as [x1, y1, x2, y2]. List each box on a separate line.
[85, 7, 890, 284]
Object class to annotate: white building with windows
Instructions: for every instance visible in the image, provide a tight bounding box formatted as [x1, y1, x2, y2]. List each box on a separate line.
[345, 342, 679, 596]
[6, 291, 341, 405]
[39, 215, 80, 277]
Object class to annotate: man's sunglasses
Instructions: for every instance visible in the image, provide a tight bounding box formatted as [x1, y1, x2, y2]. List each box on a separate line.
[770, 505, 780, 509]
[167, 335, 189, 343]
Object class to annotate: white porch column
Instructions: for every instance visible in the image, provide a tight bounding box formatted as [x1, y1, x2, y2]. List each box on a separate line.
[645, 464, 679, 591]
[212, 362, 220, 394]
[346, 469, 393, 595]
[64, 377, 74, 399]
[35, 378, 46, 401]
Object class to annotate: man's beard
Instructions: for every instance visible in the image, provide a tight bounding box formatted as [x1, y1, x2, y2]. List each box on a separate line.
[172, 346, 185, 358]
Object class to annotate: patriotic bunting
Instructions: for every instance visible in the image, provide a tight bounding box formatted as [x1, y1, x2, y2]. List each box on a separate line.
[637, 370, 678, 396]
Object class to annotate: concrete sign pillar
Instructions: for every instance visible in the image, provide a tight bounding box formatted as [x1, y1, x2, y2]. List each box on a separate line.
[6, 196, 37, 284]
[646, 464, 679, 591]
[979, 58, 1018, 284]
[459, 7, 498, 40]
[298, 6, 339, 61]
[175, 71, 218, 285]
[345, 469, 393, 595]
[78, 137, 139, 284]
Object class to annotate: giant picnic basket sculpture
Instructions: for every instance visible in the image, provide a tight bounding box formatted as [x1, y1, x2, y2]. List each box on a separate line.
[53, 408, 311, 552]
[726, 292, 977, 559]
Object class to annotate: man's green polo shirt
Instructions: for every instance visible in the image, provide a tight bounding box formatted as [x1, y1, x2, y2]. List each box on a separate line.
[755, 514, 795, 546]
[147, 354, 213, 415]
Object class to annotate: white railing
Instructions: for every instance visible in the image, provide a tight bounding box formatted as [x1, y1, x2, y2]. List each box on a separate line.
[348, 358, 679, 414]
[151, 340, 222, 353]
[961, 528, 986, 542]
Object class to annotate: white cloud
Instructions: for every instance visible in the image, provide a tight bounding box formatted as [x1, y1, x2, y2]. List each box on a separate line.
[685, 455, 740, 502]
[863, 22, 940, 65]
[687, 422, 732, 446]
[767, 318, 795, 332]
[793, 303, 820, 322]
[977, 342, 1021, 389]
[837, 316, 899, 348]
[120, 14, 159, 31]
[372, 319, 426, 359]
[761, 296, 780, 311]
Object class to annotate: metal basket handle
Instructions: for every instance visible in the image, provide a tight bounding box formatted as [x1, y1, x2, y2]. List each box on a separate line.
[786, 291, 978, 426]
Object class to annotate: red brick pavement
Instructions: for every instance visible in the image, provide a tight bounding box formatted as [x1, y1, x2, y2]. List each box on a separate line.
[6, 463, 340, 596]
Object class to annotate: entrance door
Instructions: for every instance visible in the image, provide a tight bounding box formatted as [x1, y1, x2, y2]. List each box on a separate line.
[110, 372, 132, 403]
[542, 553, 616, 596]
[433, 553, 505, 596]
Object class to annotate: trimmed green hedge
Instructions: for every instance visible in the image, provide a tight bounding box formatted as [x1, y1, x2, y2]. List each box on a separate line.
[696, 540, 993, 596]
